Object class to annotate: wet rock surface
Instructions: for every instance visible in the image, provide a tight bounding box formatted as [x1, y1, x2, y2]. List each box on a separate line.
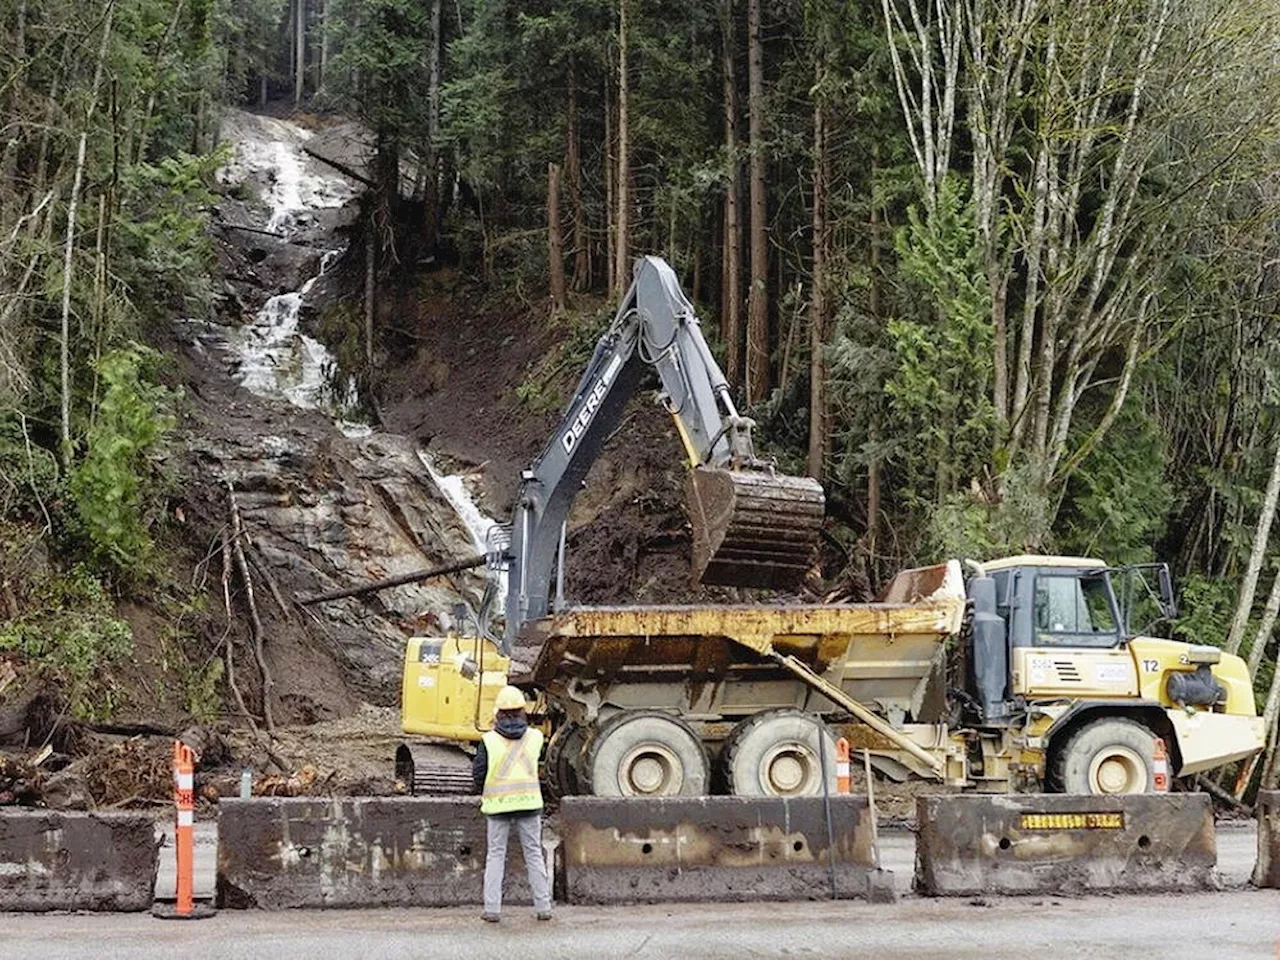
[172, 109, 490, 713]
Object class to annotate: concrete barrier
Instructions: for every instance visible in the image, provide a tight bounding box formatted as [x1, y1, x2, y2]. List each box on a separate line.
[1256, 790, 1279, 888]
[915, 793, 1217, 896]
[0, 810, 158, 912]
[559, 796, 891, 904]
[217, 797, 537, 909]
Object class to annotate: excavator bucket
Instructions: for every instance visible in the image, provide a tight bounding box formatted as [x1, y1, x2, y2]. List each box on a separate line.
[687, 466, 825, 589]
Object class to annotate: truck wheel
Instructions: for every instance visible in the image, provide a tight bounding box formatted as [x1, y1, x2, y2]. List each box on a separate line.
[545, 722, 588, 799]
[723, 709, 836, 797]
[1053, 718, 1155, 795]
[584, 711, 709, 797]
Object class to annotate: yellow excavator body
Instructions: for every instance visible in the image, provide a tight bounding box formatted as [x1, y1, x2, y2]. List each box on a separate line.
[401, 635, 510, 743]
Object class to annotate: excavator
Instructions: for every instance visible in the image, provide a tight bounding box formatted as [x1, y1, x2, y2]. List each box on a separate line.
[396, 257, 1265, 798]
[395, 255, 825, 791]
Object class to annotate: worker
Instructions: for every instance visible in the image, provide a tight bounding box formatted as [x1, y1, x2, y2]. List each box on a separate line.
[473, 685, 552, 923]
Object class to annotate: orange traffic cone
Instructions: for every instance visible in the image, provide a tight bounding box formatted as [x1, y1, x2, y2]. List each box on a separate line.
[835, 737, 851, 794]
[1152, 738, 1170, 793]
[153, 741, 214, 919]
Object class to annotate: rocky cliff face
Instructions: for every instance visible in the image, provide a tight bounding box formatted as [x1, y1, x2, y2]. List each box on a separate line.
[173, 110, 493, 715]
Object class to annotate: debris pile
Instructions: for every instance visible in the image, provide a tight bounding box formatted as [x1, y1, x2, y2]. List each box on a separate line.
[0, 754, 41, 805]
[79, 737, 175, 808]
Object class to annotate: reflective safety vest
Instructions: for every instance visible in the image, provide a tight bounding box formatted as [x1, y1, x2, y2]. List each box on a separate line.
[480, 728, 544, 815]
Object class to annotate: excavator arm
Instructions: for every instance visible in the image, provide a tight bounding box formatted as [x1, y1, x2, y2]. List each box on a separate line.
[502, 256, 824, 645]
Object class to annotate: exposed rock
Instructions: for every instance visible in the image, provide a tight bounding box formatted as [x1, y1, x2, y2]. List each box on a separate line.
[180, 413, 484, 701]
[40, 768, 92, 811]
[171, 109, 490, 712]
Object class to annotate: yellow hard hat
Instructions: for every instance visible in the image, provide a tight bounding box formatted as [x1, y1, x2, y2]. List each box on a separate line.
[494, 685, 528, 713]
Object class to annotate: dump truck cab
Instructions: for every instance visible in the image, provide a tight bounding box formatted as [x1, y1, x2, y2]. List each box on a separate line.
[960, 555, 1264, 792]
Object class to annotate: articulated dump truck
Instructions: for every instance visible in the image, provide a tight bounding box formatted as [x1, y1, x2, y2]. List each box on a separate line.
[402, 555, 1265, 797]
[404, 555, 1264, 798]
[395, 257, 1264, 797]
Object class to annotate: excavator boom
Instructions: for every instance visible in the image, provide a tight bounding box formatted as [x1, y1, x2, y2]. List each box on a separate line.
[503, 256, 823, 645]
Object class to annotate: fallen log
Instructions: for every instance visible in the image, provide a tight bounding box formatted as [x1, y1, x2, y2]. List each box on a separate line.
[1195, 772, 1253, 814]
[295, 555, 486, 606]
[301, 147, 375, 187]
[217, 222, 286, 239]
[229, 484, 275, 734]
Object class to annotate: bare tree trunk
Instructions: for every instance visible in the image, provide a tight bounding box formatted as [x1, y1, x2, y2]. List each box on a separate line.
[605, 68, 616, 297]
[294, 0, 306, 107]
[422, 0, 441, 249]
[61, 137, 87, 457]
[364, 212, 375, 369]
[1226, 440, 1280, 655]
[745, 0, 768, 405]
[806, 86, 827, 481]
[720, 0, 743, 387]
[614, 0, 631, 294]
[89, 193, 107, 418]
[59, 3, 114, 461]
[1248, 572, 1280, 676]
[1257, 660, 1280, 790]
[567, 59, 589, 291]
[319, 0, 329, 89]
[229, 488, 275, 734]
[548, 163, 567, 309]
[866, 144, 883, 575]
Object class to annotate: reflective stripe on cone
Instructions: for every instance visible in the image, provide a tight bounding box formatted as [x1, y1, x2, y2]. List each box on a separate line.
[1153, 738, 1170, 793]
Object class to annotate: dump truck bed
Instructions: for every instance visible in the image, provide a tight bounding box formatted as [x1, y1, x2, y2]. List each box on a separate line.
[513, 562, 967, 726]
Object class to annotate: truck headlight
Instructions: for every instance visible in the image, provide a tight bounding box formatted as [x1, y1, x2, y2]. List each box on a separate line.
[1184, 646, 1221, 666]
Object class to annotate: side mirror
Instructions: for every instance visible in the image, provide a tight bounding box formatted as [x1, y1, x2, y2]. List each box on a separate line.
[1157, 564, 1177, 620]
[458, 656, 479, 680]
[452, 602, 471, 632]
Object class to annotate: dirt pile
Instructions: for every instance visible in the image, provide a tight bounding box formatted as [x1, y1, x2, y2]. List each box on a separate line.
[377, 274, 768, 609]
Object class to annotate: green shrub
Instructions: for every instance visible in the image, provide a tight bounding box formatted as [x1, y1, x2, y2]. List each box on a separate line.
[68, 344, 177, 573]
[0, 561, 133, 720]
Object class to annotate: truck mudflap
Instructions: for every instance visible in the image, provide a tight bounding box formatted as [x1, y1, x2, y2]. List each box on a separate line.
[1166, 710, 1266, 775]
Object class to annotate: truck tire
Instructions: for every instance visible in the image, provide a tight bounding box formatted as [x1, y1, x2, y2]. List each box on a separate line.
[545, 722, 588, 799]
[584, 711, 709, 797]
[1053, 718, 1155, 795]
[723, 709, 836, 797]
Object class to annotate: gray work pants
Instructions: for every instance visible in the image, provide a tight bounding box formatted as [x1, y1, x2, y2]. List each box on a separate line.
[484, 812, 551, 915]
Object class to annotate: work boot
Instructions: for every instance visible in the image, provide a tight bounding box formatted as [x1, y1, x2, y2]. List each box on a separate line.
[481, 912, 500, 923]
[536, 911, 552, 921]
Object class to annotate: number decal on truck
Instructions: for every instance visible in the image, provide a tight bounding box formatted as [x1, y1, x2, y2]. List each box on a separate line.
[1141, 659, 1160, 673]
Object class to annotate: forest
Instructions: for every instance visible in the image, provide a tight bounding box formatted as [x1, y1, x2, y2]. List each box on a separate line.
[1, 0, 1280, 795]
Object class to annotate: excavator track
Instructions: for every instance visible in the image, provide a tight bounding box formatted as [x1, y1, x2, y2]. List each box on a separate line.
[688, 467, 825, 589]
[395, 742, 475, 796]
